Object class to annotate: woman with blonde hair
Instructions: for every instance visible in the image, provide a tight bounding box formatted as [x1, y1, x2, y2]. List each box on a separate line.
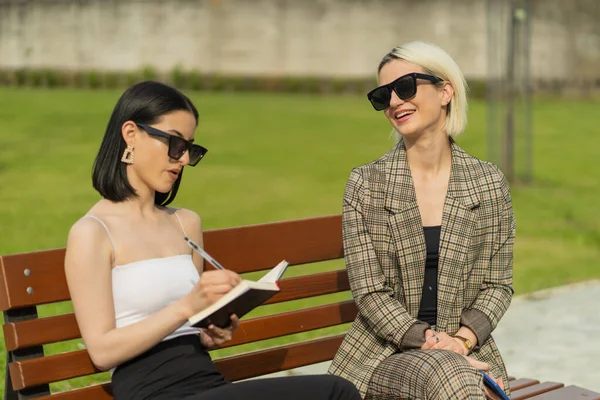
[329, 41, 514, 399]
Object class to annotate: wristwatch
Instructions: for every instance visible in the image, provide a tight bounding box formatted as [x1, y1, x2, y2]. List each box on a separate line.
[453, 335, 473, 352]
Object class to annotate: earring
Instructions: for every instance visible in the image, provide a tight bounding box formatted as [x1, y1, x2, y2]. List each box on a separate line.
[121, 146, 134, 164]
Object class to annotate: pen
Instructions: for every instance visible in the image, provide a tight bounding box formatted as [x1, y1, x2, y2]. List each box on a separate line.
[184, 236, 226, 270]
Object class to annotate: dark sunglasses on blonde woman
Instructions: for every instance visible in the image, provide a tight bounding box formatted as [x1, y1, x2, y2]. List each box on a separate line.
[367, 72, 442, 111]
[136, 123, 208, 166]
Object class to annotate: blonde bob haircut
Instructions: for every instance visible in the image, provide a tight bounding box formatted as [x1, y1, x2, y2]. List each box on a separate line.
[378, 41, 468, 137]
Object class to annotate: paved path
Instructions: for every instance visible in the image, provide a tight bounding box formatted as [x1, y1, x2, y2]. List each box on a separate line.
[261, 281, 600, 392]
[493, 280, 600, 392]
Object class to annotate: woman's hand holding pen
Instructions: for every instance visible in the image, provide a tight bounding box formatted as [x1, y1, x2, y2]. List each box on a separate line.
[180, 270, 242, 318]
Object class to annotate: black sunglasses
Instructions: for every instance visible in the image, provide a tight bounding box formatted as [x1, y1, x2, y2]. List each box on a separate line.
[135, 123, 208, 166]
[367, 72, 442, 111]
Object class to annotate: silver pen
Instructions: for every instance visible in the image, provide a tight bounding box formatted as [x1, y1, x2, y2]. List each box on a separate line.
[184, 236, 226, 270]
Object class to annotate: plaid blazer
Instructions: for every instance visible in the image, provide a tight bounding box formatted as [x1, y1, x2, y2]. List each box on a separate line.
[328, 138, 515, 398]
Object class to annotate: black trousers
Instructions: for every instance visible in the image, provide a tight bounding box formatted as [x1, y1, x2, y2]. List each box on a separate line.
[112, 335, 360, 400]
[184, 375, 361, 400]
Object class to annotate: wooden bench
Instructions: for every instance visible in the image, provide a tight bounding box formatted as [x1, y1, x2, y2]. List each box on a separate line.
[1, 215, 598, 399]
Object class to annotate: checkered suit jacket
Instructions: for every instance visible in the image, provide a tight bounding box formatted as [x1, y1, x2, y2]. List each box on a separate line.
[328, 138, 515, 398]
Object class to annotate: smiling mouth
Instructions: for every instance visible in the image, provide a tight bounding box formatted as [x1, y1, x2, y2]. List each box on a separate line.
[395, 110, 415, 120]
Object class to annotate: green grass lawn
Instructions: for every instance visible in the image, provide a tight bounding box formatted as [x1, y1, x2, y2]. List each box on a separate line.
[0, 87, 599, 393]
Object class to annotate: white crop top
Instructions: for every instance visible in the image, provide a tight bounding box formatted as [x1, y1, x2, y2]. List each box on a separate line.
[86, 213, 201, 343]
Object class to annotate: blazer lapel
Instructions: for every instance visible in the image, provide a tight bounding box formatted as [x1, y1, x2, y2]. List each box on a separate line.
[384, 140, 427, 318]
[436, 140, 480, 331]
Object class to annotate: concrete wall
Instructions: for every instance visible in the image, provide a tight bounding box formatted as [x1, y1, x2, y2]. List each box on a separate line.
[0, 0, 599, 82]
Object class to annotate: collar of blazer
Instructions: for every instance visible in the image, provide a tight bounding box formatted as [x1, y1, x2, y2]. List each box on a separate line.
[383, 137, 480, 215]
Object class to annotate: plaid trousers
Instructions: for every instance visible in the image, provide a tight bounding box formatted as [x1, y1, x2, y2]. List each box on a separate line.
[366, 350, 486, 400]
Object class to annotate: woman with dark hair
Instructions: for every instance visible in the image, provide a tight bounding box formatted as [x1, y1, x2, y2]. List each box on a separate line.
[65, 81, 361, 400]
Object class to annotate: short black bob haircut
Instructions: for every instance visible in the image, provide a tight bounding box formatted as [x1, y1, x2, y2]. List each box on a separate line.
[92, 81, 199, 206]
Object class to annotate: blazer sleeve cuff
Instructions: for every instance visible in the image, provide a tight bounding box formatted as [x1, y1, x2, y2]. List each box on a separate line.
[460, 309, 493, 349]
[399, 321, 430, 350]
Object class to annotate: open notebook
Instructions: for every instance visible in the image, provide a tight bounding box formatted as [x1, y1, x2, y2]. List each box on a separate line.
[185, 237, 289, 328]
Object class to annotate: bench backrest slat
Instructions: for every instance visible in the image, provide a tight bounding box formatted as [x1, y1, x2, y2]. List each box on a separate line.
[203, 215, 343, 273]
[3, 270, 351, 352]
[222, 300, 356, 348]
[8, 302, 357, 389]
[0, 249, 69, 309]
[270, 269, 350, 303]
[9, 350, 95, 390]
[4, 298, 356, 354]
[215, 335, 346, 381]
[3, 313, 80, 352]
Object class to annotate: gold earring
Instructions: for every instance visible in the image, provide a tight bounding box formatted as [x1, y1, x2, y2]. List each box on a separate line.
[121, 146, 134, 164]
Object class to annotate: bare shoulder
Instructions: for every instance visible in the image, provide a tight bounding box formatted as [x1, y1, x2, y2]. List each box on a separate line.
[65, 215, 113, 270]
[168, 208, 204, 273]
[173, 207, 202, 225]
[67, 216, 108, 247]
[168, 207, 202, 240]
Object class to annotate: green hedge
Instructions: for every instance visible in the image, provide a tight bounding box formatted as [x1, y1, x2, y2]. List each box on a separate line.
[0, 66, 492, 98]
